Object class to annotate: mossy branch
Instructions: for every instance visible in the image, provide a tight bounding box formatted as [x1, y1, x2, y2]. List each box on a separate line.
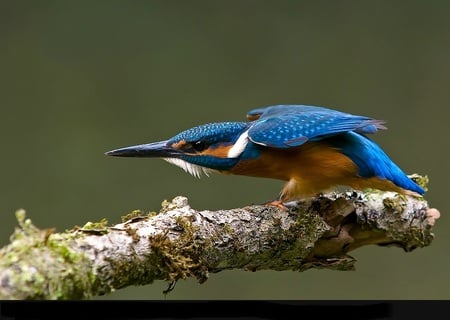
[0, 175, 439, 299]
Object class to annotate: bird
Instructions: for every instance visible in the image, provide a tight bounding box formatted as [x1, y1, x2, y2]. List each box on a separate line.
[105, 104, 424, 206]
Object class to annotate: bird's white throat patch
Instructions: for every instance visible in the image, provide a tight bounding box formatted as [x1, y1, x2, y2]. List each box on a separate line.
[162, 130, 249, 178]
[227, 130, 249, 158]
[163, 158, 215, 178]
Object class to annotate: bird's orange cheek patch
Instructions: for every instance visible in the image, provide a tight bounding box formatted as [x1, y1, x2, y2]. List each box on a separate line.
[171, 140, 188, 149]
[170, 140, 233, 158]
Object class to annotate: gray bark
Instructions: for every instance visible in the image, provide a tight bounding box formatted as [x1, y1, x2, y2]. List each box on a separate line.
[0, 187, 439, 299]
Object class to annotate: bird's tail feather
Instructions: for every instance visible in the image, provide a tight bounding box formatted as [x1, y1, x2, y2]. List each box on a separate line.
[331, 132, 425, 195]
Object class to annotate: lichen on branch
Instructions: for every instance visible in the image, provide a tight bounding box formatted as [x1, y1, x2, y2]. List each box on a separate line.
[0, 176, 440, 299]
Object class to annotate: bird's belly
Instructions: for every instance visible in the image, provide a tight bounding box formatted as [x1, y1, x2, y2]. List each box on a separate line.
[228, 141, 398, 198]
[229, 142, 359, 181]
[226, 141, 411, 199]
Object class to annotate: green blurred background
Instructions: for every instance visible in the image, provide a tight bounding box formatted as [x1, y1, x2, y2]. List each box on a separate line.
[1, 0, 448, 299]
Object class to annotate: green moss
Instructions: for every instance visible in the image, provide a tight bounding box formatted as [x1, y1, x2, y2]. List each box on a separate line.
[121, 209, 146, 222]
[1, 210, 96, 299]
[146, 215, 209, 290]
[125, 226, 141, 242]
[99, 210, 211, 295]
[284, 209, 329, 259]
[11, 209, 40, 240]
[222, 223, 234, 234]
[78, 218, 109, 235]
[15, 209, 27, 226]
[147, 211, 158, 217]
[212, 205, 333, 273]
[409, 173, 429, 191]
[101, 253, 150, 294]
[47, 235, 82, 264]
[44, 234, 96, 299]
[160, 199, 171, 213]
[383, 194, 407, 214]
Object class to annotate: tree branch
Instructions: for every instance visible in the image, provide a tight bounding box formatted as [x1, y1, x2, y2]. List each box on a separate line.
[0, 176, 440, 299]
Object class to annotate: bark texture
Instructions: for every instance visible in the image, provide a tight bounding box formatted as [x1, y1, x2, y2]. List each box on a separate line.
[0, 185, 439, 299]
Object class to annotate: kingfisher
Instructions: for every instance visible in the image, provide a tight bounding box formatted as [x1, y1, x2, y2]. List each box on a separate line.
[105, 105, 424, 205]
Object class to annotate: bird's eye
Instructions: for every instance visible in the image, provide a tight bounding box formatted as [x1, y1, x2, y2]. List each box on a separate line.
[192, 140, 207, 152]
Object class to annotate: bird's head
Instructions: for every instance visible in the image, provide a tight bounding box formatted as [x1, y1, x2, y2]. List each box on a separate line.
[105, 121, 253, 178]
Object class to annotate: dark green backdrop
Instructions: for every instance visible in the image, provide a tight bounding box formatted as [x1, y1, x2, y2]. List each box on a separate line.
[1, 1, 448, 299]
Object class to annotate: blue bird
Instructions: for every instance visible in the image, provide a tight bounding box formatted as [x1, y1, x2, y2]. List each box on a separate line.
[105, 105, 424, 205]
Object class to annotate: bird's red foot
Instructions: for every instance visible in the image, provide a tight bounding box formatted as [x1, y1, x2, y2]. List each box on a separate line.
[264, 200, 288, 211]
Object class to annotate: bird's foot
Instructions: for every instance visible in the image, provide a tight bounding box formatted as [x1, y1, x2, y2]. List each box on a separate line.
[265, 200, 287, 210]
[264, 199, 299, 211]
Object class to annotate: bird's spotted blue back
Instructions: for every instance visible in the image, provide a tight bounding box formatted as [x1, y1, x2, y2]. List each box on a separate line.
[247, 105, 386, 148]
[106, 103, 424, 198]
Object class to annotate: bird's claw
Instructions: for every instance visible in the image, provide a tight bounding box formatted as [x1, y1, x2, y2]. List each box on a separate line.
[264, 198, 301, 211]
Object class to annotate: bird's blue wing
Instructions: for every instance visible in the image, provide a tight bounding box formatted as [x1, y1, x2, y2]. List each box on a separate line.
[247, 105, 386, 148]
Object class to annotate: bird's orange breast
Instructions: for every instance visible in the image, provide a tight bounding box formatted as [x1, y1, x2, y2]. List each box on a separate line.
[227, 141, 406, 199]
[229, 141, 358, 181]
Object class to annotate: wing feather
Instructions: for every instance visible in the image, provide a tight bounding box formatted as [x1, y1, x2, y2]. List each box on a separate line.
[246, 105, 386, 148]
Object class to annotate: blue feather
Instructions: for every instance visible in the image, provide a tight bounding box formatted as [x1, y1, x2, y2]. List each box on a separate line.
[328, 132, 425, 195]
[247, 105, 386, 148]
[169, 122, 249, 145]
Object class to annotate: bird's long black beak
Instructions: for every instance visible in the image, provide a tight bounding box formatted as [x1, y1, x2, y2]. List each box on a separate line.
[105, 140, 179, 158]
